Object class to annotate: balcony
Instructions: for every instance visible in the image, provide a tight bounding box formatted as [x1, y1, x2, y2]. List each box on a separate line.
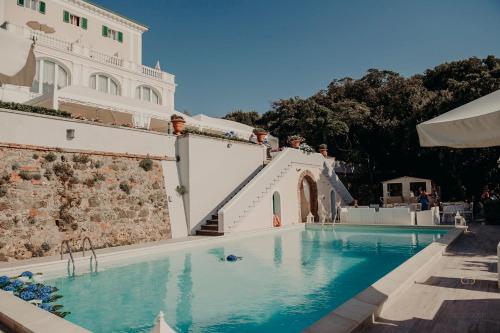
[4, 23, 173, 83]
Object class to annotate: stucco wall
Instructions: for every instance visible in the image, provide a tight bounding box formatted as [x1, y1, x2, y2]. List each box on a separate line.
[0, 146, 171, 261]
[177, 134, 266, 234]
[0, 109, 176, 157]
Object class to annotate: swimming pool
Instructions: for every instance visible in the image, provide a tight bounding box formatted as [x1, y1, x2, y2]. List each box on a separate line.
[49, 226, 447, 333]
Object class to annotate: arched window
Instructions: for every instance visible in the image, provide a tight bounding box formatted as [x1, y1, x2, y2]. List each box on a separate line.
[135, 85, 160, 104]
[31, 59, 70, 94]
[90, 73, 119, 95]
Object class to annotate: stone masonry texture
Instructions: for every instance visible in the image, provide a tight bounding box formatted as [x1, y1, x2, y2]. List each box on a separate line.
[0, 147, 171, 261]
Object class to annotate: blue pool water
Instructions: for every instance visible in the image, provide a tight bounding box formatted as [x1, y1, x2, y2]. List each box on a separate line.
[49, 226, 447, 333]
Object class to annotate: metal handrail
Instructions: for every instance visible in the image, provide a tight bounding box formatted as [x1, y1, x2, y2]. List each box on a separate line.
[82, 237, 98, 272]
[60, 240, 75, 276]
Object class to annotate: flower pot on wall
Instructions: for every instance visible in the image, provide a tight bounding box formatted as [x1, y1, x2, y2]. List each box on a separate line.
[255, 131, 268, 145]
[319, 148, 328, 157]
[290, 140, 301, 149]
[171, 119, 185, 135]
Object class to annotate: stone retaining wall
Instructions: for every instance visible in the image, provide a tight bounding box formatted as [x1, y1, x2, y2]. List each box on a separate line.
[0, 146, 171, 261]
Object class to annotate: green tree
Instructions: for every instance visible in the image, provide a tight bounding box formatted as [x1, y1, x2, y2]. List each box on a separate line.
[224, 56, 500, 203]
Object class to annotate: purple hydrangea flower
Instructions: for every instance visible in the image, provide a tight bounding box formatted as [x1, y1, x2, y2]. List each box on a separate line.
[39, 285, 53, 294]
[20, 291, 36, 301]
[11, 279, 24, 289]
[2, 285, 14, 292]
[25, 284, 38, 293]
[39, 292, 52, 303]
[0, 276, 9, 285]
[20, 271, 33, 279]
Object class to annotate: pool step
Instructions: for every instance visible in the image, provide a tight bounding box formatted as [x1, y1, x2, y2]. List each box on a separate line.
[196, 229, 224, 236]
[196, 216, 224, 236]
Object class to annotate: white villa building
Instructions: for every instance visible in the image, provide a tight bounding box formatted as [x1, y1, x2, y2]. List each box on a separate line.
[0, 0, 261, 138]
[0, 0, 353, 241]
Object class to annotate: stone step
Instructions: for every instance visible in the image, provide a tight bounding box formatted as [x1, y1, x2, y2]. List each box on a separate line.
[200, 224, 219, 231]
[206, 219, 219, 225]
[212, 214, 218, 219]
[196, 230, 224, 236]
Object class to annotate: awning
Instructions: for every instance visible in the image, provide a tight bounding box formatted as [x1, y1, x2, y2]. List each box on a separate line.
[417, 90, 500, 148]
[0, 28, 36, 87]
[149, 118, 169, 133]
[59, 102, 134, 126]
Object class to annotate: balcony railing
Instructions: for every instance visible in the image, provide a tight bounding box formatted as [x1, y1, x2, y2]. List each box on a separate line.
[89, 49, 124, 67]
[140, 65, 163, 79]
[17, 25, 168, 81]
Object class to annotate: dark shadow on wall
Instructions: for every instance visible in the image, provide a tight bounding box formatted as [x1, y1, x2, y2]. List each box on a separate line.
[366, 299, 500, 333]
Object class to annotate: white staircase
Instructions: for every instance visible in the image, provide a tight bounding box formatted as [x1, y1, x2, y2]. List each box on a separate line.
[322, 161, 354, 205]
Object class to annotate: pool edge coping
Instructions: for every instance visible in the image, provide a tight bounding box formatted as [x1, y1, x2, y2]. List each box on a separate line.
[302, 226, 465, 333]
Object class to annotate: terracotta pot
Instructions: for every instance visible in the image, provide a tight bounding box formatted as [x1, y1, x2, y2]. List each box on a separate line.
[290, 139, 301, 149]
[319, 148, 328, 157]
[255, 131, 268, 145]
[171, 119, 185, 135]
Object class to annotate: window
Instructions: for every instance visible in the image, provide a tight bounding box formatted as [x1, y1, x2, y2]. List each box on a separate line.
[17, 0, 46, 14]
[135, 86, 160, 104]
[102, 26, 123, 43]
[90, 74, 119, 95]
[63, 10, 87, 29]
[31, 59, 69, 94]
[387, 183, 403, 197]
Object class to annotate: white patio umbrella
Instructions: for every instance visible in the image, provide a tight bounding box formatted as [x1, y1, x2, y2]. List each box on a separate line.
[417, 89, 500, 148]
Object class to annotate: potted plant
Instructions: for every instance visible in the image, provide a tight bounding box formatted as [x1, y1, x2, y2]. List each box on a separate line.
[171, 115, 186, 135]
[253, 128, 268, 145]
[319, 144, 328, 157]
[288, 135, 304, 149]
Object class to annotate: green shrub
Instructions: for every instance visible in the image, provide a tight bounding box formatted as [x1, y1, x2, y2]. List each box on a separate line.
[119, 181, 131, 195]
[41, 242, 51, 252]
[19, 170, 32, 180]
[484, 200, 500, 225]
[72, 154, 90, 164]
[0, 186, 7, 198]
[175, 185, 186, 195]
[44, 152, 57, 162]
[32, 153, 39, 160]
[32, 173, 41, 181]
[11, 163, 20, 171]
[0, 101, 72, 118]
[53, 163, 74, 180]
[139, 158, 153, 171]
[93, 160, 104, 169]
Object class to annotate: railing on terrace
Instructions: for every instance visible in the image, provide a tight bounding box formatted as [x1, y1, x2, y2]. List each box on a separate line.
[14, 25, 168, 81]
[89, 49, 124, 67]
[140, 65, 163, 79]
[31, 30, 71, 52]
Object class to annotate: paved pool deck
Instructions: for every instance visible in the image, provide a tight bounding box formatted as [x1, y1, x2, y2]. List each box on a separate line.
[363, 223, 500, 333]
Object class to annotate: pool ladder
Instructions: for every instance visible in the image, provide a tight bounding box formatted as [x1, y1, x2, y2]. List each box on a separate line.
[82, 237, 98, 273]
[60, 240, 75, 276]
[60, 237, 98, 276]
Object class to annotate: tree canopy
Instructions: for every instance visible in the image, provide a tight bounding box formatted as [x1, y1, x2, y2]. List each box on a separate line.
[224, 56, 500, 203]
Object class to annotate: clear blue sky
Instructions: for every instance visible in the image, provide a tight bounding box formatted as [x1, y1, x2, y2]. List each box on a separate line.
[96, 0, 500, 117]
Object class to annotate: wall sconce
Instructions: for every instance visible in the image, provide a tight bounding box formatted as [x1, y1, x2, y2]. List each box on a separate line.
[227, 143, 232, 148]
[296, 168, 301, 172]
[66, 129, 75, 140]
[168, 195, 173, 202]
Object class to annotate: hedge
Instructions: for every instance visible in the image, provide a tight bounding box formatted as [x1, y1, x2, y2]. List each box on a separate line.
[0, 101, 72, 118]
